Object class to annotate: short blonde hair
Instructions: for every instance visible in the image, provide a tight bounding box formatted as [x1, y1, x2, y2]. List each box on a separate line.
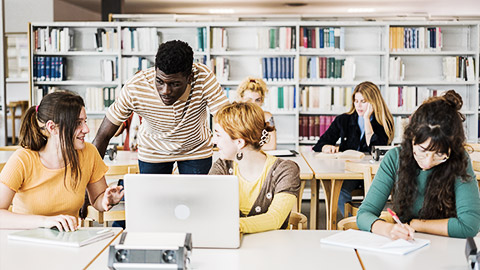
[347, 81, 394, 144]
[215, 102, 274, 150]
[236, 77, 268, 103]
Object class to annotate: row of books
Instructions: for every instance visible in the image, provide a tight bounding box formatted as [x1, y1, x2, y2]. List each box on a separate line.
[393, 116, 410, 143]
[223, 85, 296, 111]
[85, 119, 104, 143]
[197, 27, 207, 52]
[256, 27, 296, 51]
[386, 86, 448, 112]
[211, 57, 229, 81]
[262, 57, 295, 81]
[34, 28, 73, 52]
[100, 59, 118, 82]
[33, 56, 66, 81]
[34, 86, 63, 103]
[121, 28, 159, 53]
[263, 86, 297, 111]
[389, 27, 442, 51]
[299, 56, 355, 80]
[94, 28, 120, 52]
[299, 115, 335, 141]
[122, 57, 153, 81]
[85, 87, 119, 112]
[389, 56, 405, 82]
[442, 56, 475, 82]
[211, 28, 228, 51]
[299, 27, 345, 50]
[301, 86, 354, 111]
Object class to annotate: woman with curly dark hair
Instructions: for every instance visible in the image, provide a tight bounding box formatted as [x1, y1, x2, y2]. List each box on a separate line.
[357, 90, 480, 239]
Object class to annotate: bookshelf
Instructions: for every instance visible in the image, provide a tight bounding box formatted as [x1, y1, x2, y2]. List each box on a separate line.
[28, 20, 480, 149]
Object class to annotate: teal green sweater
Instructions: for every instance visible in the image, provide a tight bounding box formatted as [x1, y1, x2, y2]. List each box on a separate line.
[357, 147, 480, 238]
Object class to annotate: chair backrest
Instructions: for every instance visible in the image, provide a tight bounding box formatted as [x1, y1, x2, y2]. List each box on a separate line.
[345, 161, 377, 195]
[106, 164, 139, 176]
[337, 211, 394, 230]
[288, 211, 308, 230]
[466, 143, 480, 153]
[0, 146, 20, 151]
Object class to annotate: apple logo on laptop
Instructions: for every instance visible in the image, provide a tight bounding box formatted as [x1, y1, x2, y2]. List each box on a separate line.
[174, 204, 190, 220]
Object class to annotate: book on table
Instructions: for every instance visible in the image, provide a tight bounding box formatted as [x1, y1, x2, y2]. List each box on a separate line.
[8, 228, 115, 247]
[320, 229, 430, 255]
[315, 149, 365, 160]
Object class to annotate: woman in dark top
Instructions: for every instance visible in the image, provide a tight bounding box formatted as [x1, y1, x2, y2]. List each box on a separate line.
[313, 81, 394, 216]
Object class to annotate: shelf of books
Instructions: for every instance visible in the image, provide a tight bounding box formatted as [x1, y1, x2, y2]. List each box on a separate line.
[29, 20, 480, 149]
[387, 22, 479, 143]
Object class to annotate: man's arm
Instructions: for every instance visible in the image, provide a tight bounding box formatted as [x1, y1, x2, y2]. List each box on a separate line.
[93, 117, 120, 157]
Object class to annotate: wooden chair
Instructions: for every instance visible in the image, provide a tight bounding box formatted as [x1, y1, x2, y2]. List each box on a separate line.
[0, 146, 21, 151]
[7, 100, 28, 145]
[343, 161, 378, 217]
[83, 165, 139, 227]
[288, 211, 308, 230]
[337, 212, 394, 231]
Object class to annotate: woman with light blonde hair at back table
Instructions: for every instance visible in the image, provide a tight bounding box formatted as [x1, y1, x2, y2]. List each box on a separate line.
[237, 77, 277, 150]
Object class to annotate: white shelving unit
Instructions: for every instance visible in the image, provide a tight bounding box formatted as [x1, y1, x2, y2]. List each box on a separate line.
[387, 22, 479, 143]
[28, 20, 480, 150]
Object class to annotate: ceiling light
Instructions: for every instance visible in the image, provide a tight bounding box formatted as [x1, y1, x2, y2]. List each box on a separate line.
[347, 8, 376, 13]
[209, 8, 235, 14]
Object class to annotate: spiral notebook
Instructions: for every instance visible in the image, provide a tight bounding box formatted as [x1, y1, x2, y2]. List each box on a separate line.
[320, 229, 430, 255]
[8, 228, 115, 248]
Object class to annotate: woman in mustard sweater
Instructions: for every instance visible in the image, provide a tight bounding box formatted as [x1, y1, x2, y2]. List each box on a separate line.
[0, 92, 123, 231]
[209, 102, 300, 233]
[357, 90, 480, 239]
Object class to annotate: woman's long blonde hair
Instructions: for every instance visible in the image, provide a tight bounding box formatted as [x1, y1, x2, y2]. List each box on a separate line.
[347, 81, 394, 144]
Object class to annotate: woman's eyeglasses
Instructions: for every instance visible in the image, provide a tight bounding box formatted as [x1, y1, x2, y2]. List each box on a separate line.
[413, 146, 449, 164]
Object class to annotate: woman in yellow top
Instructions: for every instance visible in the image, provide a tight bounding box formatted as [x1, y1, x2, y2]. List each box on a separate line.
[209, 102, 300, 233]
[236, 77, 277, 150]
[0, 91, 123, 231]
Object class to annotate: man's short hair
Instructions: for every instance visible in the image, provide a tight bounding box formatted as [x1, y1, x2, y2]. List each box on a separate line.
[155, 40, 194, 77]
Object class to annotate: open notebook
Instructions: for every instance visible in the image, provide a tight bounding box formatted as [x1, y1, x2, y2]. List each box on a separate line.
[315, 150, 365, 160]
[321, 229, 430, 255]
[8, 228, 114, 247]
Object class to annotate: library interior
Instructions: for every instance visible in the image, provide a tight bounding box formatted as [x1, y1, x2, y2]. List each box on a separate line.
[1, 0, 480, 269]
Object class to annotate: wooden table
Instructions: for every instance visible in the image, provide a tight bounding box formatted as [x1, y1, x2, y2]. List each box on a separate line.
[302, 151, 377, 230]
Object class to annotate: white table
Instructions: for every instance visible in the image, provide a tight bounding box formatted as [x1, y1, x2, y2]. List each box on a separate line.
[0, 227, 123, 270]
[89, 230, 362, 270]
[357, 232, 474, 270]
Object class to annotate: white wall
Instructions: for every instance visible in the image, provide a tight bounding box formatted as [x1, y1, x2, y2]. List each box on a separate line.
[54, 0, 101, 21]
[5, 0, 54, 33]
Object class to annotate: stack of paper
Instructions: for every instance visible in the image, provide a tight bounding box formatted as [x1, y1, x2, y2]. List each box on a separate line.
[320, 229, 430, 255]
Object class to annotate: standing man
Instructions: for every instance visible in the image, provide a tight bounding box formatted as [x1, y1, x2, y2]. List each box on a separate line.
[93, 40, 229, 174]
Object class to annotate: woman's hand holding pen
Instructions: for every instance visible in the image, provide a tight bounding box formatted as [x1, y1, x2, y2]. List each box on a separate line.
[386, 208, 415, 240]
[387, 222, 415, 241]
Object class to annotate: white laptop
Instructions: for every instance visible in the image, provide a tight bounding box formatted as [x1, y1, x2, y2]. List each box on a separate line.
[123, 174, 240, 248]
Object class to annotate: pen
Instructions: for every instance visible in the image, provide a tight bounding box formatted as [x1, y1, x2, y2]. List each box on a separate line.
[387, 208, 414, 239]
[387, 208, 402, 225]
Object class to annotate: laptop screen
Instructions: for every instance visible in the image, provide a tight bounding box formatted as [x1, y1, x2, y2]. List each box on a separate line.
[124, 174, 240, 248]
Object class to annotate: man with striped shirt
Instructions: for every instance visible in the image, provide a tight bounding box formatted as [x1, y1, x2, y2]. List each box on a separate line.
[93, 40, 229, 174]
